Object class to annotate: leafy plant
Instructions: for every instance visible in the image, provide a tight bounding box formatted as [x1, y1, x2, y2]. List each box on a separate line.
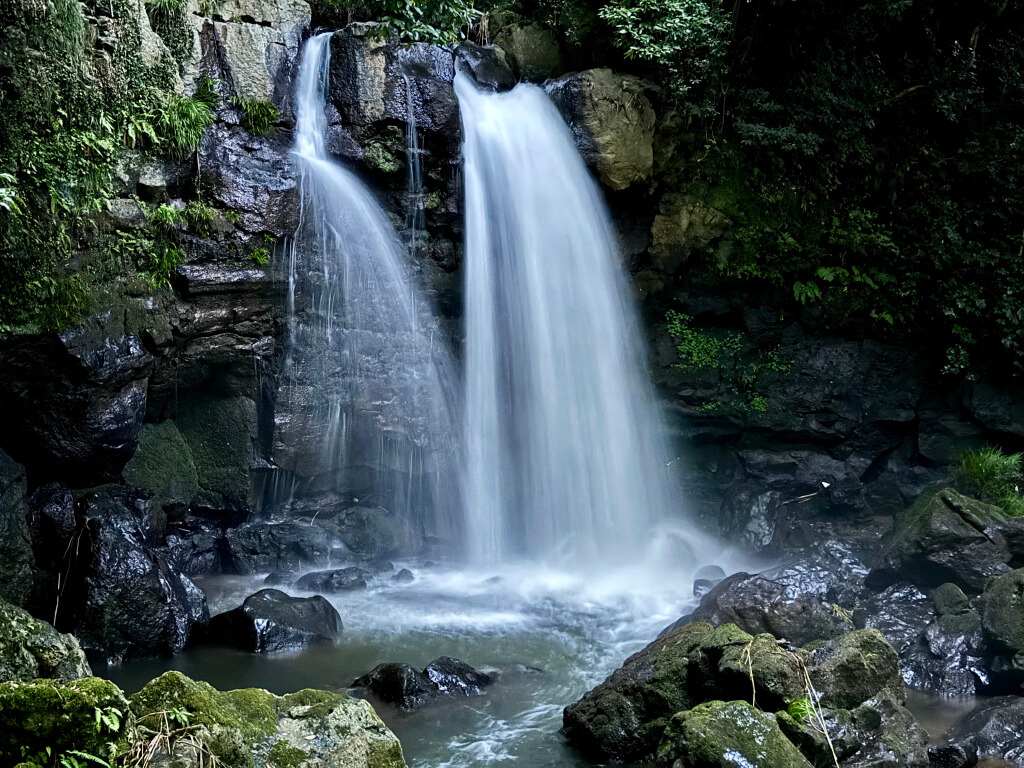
[145, 0, 184, 17]
[156, 93, 215, 155]
[957, 447, 1024, 518]
[194, 76, 221, 109]
[148, 241, 186, 288]
[328, 0, 481, 43]
[787, 697, 814, 721]
[230, 96, 278, 136]
[147, 203, 183, 233]
[249, 247, 271, 265]
[183, 199, 216, 235]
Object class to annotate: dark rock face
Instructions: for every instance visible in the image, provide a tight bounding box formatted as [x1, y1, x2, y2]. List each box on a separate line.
[454, 42, 516, 91]
[950, 696, 1024, 764]
[563, 623, 922, 766]
[352, 656, 494, 710]
[295, 567, 370, 593]
[867, 488, 1011, 594]
[207, 588, 342, 653]
[0, 451, 33, 607]
[72, 488, 210, 663]
[0, 320, 152, 487]
[224, 522, 331, 574]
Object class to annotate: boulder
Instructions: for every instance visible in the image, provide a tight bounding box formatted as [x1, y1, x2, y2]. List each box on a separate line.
[320, 505, 412, 561]
[901, 610, 987, 695]
[160, 513, 229, 577]
[854, 584, 936, 657]
[0, 451, 32, 607]
[0, 598, 91, 683]
[655, 700, 813, 768]
[548, 68, 656, 190]
[0, 677, 131, 765]
[677, 571, 847, 646]
[867, 488, 1011, 594]
[73, 488, 210, 663]
[949, 696, 1024, 764]
[206, 589, 342, 652]
[225, 522, 331, 573]
[808, 629, 901, 710]
[493, 22, 563, 81]
[455, 42, 515, 91]
[130, 671, 405, 768]
[295, 567, 370, 593]
[353, 656, 493, 710]
[980, 568, 1024, 688]
[649, 191, 732, 273]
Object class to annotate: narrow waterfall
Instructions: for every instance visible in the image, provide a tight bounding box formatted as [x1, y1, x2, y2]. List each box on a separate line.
[456, 73, 685, 566]
[277, 33, 461, 545]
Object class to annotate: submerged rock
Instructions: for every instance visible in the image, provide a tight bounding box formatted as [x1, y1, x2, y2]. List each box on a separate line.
[950, 696, 1024, 764]
[0, 597, 91, 683]
[353, 656, 494, 710]
[295, 567, 370, 593]
[656, 699, 813, 768]
[207, 588, 342, 653]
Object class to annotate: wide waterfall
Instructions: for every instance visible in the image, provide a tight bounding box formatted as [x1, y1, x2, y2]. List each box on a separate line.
[456, 73, 693, 566]
[276, 33, 461, 546]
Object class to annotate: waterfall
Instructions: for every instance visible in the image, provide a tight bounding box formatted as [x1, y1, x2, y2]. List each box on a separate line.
[277, 33, 461, 546]
[456, 73, 687, 566]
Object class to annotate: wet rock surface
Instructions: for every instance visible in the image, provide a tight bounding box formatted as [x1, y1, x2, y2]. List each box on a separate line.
[0, 451, 33, 607]
[352, 656, 494, 710]
[0, 597, 91, 683]
[950, 696, 1024, 764]
[294, 567, 370, 592]
[207, 588, 342, 653]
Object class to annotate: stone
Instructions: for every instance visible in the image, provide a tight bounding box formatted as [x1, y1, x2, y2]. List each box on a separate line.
[901, 610, 986, 695]
[0, 597, 91, 683]
[0, 451, 32, 607]
[867, 487, 1011, 594]
[206, 589, 342, 653]
[225, 522, 331, 574]
[0, 677, 131, 765]
[926, 742, 979, 768]
[548, 68, 656, 190]
[73, 488, 210, 663]
[130, 671, 405, 768]
[294, 567, 370, 593]
[393, 568, 414, 583]
[655, 700, 813, 768]
[950, 696, 1024, 764]
[809, 629, 901, 710]
[494, 22, 563, 81]
[455, 42, 515, 91]
[854, 584, 936, 657]
[321, 505, 412, 560]
[122, 420, 199, 513]
[933, 582, 971, 616]
[353, 656, 493, 711]
[649, 191, 732, 273]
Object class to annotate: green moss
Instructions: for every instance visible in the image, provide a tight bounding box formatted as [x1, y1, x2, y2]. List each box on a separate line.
[268, 739, 310, 768]
[364, 143, 401, 174]
[122, 421, 199, 509]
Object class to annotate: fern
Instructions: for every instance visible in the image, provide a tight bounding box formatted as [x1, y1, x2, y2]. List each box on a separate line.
[230, 96, 278, 136]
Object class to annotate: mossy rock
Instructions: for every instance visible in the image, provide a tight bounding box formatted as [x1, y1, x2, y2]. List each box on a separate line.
[123, 421, 199, 511]
[808, 629, 901, 710]
[981, 567, 1024, 655]
[176, 395, 257, 510]
[0, 597, 91, 683]
[130, 671, 405, 768]
[655, 700, 813, 768]
[0, 677, 131, 765]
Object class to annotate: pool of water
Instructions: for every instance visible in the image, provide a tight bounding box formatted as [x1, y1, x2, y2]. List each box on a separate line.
[102, 539, 744, 767]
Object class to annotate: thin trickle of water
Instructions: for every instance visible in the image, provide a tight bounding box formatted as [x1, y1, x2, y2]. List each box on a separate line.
[277, 33, 462, 542]
[402, 71, 425, 262]
[455, 73, 711, 567]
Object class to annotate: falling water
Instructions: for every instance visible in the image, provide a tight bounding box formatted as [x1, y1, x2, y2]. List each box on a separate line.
[456, 73, 694, 566]
[276, 33, 461, 544]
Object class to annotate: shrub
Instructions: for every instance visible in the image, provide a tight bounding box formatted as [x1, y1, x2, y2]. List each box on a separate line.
[157, 93, 215, 156]
[230, 97, 278, 136]
[957, 446, 1024, 518]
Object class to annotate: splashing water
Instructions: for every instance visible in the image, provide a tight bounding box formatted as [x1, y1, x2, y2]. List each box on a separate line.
[273, 33, 461, 545]
[456, 72, 712, 568]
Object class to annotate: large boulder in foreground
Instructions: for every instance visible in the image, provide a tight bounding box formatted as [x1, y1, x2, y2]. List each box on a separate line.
[0, 598, 90, 683]
[867, 487, 1011, 593]
[130, 671, 406, 768]
[548, 68, 656, 191]
[564, 624, 919, 767]
[207, 588, 342, 653]
[657, 700, 813, 768]
[353, 656, 494, 710]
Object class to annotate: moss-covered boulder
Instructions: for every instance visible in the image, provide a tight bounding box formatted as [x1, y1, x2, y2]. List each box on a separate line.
[655, 700, 813, 768]
[493, 22, 564, 81]
[130, 671, 406, 768]
[0, 677, 131, 765]
[563, 622, 805, 764]
[122, 421, 199, 513]
[867, 487, 1011, 594]
[177, 395, 258, 511]
[808, 629, 901, 710]
[980, 568, 1024, 683]
[0, 597, 91, 683]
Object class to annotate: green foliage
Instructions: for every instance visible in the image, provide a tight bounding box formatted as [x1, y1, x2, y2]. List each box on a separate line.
[249, 247, 271, 265]
[183, 199, 216, 235]
[666, 310, 790, 413]
[599, 0, 729, 116]
[328, 0, 482, 43]
[194, 76, 222, 109]
[147, 203, 183, 233]
[229, 96, 278, 136]
[156, 93, 215, 155]
[148, 241, 186, 288]
[144, 0, 183, 16]
[957, 447, 1024, 518]
[786, 697, 814, 721]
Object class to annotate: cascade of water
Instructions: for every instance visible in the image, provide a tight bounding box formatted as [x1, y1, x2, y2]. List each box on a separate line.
[277, 33, 461, 545]
[402, 71, 425, 262]
[456, 72, 697, 567]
